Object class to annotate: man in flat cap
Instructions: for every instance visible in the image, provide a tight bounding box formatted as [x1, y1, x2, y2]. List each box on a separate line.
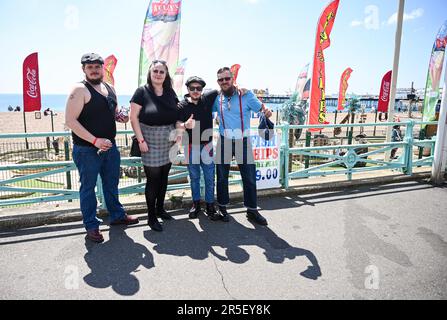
[177, 76, 220, 220]
[65, 53, 139, 243]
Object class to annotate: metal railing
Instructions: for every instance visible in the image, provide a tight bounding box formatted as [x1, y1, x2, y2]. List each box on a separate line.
[0, 120, 439, 208]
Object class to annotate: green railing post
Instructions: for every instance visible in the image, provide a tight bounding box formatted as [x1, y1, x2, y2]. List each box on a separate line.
[418, 128, 425, 160]
[404, 120, 414, 175]
[348, 130, 353, 146]
[137, 167, 142, 183]
[64, 137, 72, 202]
[373, 110, 378, 137]
[305, 131, 311, 169]
[281, 123, 290, 189]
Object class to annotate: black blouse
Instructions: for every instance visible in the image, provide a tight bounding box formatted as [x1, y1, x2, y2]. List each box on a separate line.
[130, 85, 180, 126]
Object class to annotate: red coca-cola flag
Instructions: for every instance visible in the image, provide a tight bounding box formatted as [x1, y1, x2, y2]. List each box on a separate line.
[378, 71, 392, 113]
[23, 52, 41, 112]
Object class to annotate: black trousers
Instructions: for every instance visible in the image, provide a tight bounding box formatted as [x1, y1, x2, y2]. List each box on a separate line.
[143, 163, 172, 221]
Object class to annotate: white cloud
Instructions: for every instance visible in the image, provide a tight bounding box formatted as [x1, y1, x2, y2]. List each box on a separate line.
[350, 20, 363, 27]
[387, 8, 424, 25]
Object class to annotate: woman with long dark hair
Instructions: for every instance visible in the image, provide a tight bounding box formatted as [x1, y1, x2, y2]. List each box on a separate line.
[130, 60, 185, 232]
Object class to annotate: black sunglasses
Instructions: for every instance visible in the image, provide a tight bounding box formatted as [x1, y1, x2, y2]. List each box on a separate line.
[217, 77, 232, 83]
[188, 86, 203, 92]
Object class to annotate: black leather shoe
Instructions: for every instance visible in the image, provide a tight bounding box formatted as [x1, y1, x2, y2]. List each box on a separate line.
[205, 203, 218, 220]
[156, 208, 173, 220]
[189, 201, 201, 219]
[247, 210, 268, 226]
[148, 219, 163, 232]
[217, 206, 230, 222]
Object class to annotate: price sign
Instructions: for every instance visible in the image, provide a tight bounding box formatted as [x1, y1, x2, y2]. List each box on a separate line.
[251, 134, 281, 190]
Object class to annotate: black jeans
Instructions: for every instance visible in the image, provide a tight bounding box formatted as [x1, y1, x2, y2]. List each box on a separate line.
[143, 163, 172, 221]
[216, 136, 257, 210]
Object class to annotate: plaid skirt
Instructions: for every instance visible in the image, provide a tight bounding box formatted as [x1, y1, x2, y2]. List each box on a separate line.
[140, 123, 176, 167]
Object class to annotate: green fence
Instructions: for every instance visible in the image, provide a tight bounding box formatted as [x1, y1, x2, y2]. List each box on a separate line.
[0, 120, 438, 208]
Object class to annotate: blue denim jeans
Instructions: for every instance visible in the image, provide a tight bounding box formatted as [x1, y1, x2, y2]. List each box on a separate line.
[73, 144, 125, 231]
[215, 136, 257, 210]
[187, 143, 215, 204]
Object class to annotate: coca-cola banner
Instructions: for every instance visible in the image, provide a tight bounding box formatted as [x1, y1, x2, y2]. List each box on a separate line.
[378, 71, 392, 113]
[23, 52, 41, 112]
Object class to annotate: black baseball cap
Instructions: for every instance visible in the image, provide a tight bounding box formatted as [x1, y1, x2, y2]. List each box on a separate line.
[185, 76, 206, 88]
[81, 53, 104, 65]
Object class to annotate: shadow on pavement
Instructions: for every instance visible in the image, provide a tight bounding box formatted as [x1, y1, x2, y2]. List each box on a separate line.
[83, 226, 154, 296]
[144, 214, 322, 281]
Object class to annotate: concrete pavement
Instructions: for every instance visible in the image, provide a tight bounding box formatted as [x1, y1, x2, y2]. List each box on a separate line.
[1, 180, 446, 300]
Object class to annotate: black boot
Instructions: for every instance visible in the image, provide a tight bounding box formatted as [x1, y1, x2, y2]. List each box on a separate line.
[189, 201, 201, 219]
[156, 207, 173, 220]
[205, 203, 218, 220]
[147, 212, 163, 232]
[246, 209, 268, 226]
[217, 206, 230, 222]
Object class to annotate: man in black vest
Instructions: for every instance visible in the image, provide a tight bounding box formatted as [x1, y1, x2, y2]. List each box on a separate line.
[65, 53, 139, 243]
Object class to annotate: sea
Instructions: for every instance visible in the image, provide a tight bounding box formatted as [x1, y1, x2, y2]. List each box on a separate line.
[0, 94, 381, 113]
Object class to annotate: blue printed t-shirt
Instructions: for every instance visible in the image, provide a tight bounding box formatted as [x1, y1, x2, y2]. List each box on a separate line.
[212, 90, 262, 139]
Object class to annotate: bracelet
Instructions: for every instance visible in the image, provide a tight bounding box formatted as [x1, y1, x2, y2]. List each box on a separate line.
[138, 139, 145, 144]
[92, 138, 98, 146]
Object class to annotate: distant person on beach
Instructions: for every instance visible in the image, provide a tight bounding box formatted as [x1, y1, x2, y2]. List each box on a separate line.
[130, 60, 180, 232]
[65, 53, 139, 243]
[212, 67, 273, 226]
[391, 124, 403, 159]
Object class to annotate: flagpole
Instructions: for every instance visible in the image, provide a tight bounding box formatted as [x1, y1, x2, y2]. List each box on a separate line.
[385, 0, 405, 161]
[430, 66, 447, 185]
[23, 110, 29, 149]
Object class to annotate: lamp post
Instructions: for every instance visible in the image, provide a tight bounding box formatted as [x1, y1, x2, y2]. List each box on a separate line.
[385, 0, 405, 161]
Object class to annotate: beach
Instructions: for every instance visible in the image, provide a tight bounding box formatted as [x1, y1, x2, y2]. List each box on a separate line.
[0, 110, 422, 136]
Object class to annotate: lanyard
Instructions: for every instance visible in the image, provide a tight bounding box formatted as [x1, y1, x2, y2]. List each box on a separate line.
[219, 90, 244, 138]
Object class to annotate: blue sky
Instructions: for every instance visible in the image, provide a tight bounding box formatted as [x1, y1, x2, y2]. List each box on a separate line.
[0, 0, 446, 95]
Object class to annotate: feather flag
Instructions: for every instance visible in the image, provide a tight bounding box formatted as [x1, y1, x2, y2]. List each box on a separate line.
[378, 71, 392, 113]
[173, 58, 187, 97]
[23, 52, 41, 112]
[103, 55, 118, 86]
[231, 64, 241, 86]
[308, 0, 340, 131]
[138, 0, 182, 87]
[337, 68, 353, 111]
[295, 63, 310, 99]
[422, 20, 447, 128]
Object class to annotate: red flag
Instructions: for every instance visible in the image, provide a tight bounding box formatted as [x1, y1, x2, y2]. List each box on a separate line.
[308, 0, 340, 131]
[23, 52, 41, 112]
[378, 71, 392, 113]
[231, 64, 241, 86]
[302, 78, 311, 100]
[104, 55, 118, 86]
[337, 68, 353, 111]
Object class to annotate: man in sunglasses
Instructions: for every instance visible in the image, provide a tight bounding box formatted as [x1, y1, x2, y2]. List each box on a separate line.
[65, 53, 139, 243]
[212, 67, 273, 226]
[177, 76, 220, 220]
